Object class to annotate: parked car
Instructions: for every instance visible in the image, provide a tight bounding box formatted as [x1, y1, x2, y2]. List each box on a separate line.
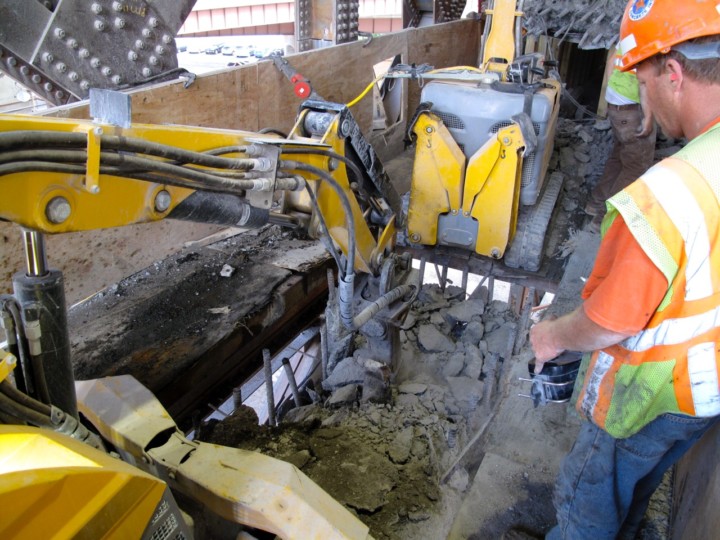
[235, 45, 250, 58]
[221, 46, 234, 56]
[204, 44, 222, 55]
[178, 45, 188, 53]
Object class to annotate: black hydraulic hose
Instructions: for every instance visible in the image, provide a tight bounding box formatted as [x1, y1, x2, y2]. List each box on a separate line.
[0, 158, 261, 194]
[0, 149, 255, 180]
[282, 161, 361, 329]
[280, 148, 366, 186]
[102, 136, 258, 170]
[0, 409, 22, 424]
[0, 131, 257, 171]
[0, 161, 238, 194]
[0, 380, 51, 416]
[0, 391, 53, 428]
[259, 128, 288, 138]
[304, 183, 345, 275]
[280, 161, 356, 275]
[203, 146, 248, 156]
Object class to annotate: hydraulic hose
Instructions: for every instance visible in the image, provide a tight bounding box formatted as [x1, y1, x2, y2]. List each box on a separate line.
[0, 379, 51, 415]
[303, 184, 345, 274]
[0, 131, 258, 170]
[0, 391, 53, 428]
[280, 161, 356, 275]
[351, 284, 416, 329]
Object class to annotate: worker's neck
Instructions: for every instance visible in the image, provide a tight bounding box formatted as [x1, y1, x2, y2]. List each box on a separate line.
[681, 82, 720, 140]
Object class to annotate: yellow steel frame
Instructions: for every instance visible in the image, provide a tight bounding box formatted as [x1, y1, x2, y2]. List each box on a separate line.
[482, 0, 523, 79]
[407, 112, 526, 258]
[406, 113, 466, 247]
[465, 123, 525, 257]
[0, 425, 166, 539]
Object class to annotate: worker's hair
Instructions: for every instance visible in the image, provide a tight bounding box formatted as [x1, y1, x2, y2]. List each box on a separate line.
[648, 36, 720, 83]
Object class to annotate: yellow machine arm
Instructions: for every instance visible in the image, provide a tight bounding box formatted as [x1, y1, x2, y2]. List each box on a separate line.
[0, 98, 406, 538]
[0, 109, 396, 277]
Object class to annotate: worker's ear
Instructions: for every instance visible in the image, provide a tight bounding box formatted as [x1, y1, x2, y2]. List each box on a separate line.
[665, 58, 683, 88]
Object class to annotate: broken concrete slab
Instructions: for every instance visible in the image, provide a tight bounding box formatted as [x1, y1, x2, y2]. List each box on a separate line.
[418, 324, 456, 353]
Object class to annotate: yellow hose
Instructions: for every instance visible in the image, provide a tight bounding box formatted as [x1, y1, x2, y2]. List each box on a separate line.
[346, 75, 386, 108]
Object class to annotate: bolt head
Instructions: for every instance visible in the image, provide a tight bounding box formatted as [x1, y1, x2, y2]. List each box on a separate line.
[115, 17, 125, 29]
[425, 126, 434, 133]
[154, 190, 172, 212]
[95, 20, 106, 31]
[46, 196, 71, 224]
[410, 233, 421, 243]
[79, 48, 90, 58]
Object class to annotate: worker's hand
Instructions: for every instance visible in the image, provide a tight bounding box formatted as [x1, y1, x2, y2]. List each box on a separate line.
[636, 116, 654, 138]
[529, 317, 565, 374]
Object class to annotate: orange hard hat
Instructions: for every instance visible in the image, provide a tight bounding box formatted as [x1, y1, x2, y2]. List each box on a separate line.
[619, 0, 720, 71]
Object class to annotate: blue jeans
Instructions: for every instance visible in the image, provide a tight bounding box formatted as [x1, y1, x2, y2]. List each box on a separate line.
[546, 413, 719, 540]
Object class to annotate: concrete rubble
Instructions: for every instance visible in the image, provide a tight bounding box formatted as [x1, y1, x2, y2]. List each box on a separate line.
[195, 116, 680, 539]
[522, 0, 629, 50]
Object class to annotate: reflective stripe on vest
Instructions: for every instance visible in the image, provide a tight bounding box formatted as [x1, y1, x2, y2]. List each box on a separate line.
[576, 128, 720, 437]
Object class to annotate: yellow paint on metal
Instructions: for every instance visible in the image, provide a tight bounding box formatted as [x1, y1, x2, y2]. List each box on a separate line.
[465, 124, 525, 257]
[482, 0, 519, 78]
[286, 113, 380, 274]
[0, 425, 165, 539]
[0, 114, 256, 233]
[372, 215, 397, 267]
[406, 113, 466, 247]
[78, 375, 373, 540]
[0, 350, 17, 383]
[85, 125, 102, 194]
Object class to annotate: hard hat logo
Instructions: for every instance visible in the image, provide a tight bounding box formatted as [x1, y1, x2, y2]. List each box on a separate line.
[628, 0, 654, 21]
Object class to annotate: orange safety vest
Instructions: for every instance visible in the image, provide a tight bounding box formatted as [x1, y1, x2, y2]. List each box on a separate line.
[575, 124, 720, 438]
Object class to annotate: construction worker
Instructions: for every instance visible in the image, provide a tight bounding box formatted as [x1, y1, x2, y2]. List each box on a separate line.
[584, 43, 656, 230]
[529, 1, 720, 538]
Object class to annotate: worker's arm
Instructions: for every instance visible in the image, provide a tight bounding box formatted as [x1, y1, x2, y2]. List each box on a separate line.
[529, 306, 633, 372]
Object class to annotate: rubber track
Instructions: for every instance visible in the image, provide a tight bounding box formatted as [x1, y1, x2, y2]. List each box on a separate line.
[504, 171, 565, 272]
